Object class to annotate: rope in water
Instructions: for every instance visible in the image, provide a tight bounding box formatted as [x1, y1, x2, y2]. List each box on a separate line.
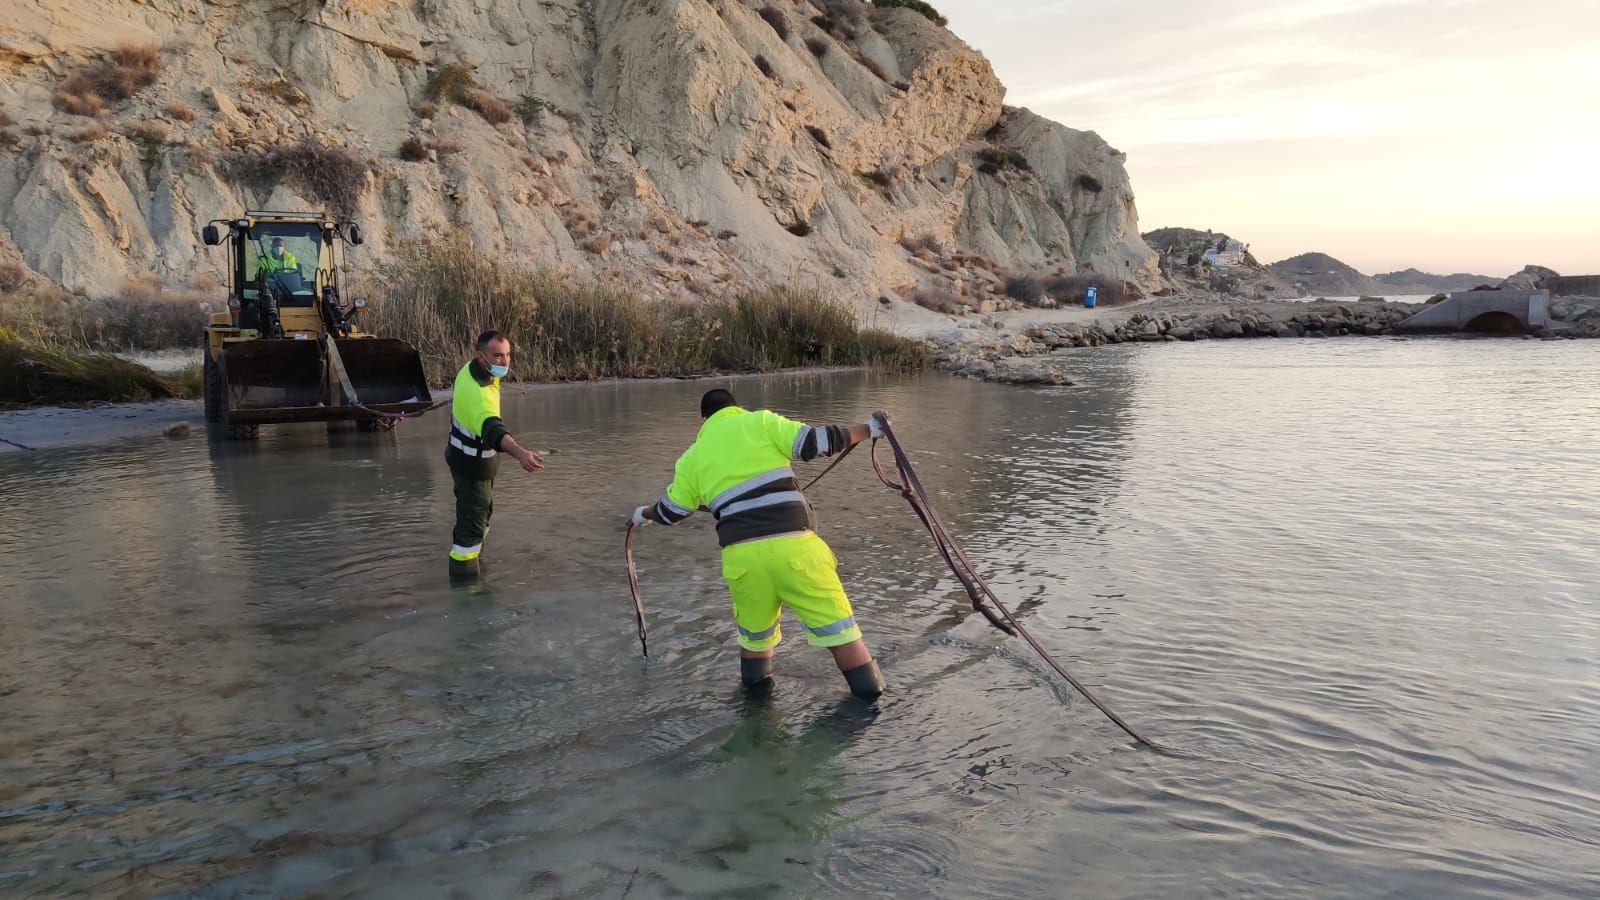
[353, 397, 452, 421]
[621, 417, 1154, 749]
[867, 414, 1157, 749]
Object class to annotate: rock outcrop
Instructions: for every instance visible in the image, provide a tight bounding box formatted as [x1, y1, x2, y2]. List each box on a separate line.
[0, 0, 1159, 319]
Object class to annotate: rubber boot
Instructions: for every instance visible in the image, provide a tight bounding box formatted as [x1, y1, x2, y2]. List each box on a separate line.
[448, 557, 480, 580]
[741, 656, 774, 700]
[842, 660, 885, 703]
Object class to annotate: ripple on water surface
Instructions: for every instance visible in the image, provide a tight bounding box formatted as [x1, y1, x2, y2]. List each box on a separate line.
[1, 341, 1598, 896]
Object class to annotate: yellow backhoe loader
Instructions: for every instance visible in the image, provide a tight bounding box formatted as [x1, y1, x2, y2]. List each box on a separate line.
[200, 211, 432, 439]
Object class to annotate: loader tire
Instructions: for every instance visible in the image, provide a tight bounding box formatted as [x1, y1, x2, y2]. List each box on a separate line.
[203, 346, 221, 424]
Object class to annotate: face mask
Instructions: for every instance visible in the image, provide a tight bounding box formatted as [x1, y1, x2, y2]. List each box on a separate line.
[489, 363, 509, 378]
[272, 247, 284, 258]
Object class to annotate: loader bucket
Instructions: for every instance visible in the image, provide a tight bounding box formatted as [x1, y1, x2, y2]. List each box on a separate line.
[219, 338, 434, 425]
[220, 339, 327, 424]
[334, 338, 432, 410]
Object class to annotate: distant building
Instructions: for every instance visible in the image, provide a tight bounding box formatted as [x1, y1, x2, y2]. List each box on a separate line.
[1201, 239, 1249, 268]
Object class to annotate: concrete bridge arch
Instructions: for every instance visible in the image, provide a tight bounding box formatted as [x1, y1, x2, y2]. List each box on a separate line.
[1398, 290, 1548, 334]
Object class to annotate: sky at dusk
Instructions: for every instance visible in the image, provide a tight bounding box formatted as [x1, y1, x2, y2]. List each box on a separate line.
[935, 0, 1600, 277]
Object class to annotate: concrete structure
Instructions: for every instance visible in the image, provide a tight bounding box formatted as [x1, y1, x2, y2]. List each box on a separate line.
[1202, 240, 1249, 269]
[1550, 275, 1600, 297]
[1398, 289, 1549, 333]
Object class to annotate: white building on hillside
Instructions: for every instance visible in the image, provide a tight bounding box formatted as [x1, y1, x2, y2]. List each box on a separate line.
[1202, 239, 1249, 268]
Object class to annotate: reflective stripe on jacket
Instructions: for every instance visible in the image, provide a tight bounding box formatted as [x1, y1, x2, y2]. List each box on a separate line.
[445, 360, 509, 478]
[654, 407, 849, 547]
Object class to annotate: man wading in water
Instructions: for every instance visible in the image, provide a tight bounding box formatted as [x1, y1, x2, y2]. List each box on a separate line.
[630, 389, 887, 701]
[446, 330, 544, 579]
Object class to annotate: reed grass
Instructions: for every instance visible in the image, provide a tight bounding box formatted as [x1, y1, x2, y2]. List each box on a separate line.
[0, 328, 192, 405]
[367, 238, 927, 384]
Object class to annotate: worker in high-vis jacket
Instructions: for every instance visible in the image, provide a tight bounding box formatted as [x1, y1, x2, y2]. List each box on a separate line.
[446, 330, 543, 579]
[630, 388, 887, 702]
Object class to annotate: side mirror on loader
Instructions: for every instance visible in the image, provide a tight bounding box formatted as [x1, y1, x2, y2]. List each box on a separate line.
[345, 224, 364, 246]
[202, 224, 222, 246]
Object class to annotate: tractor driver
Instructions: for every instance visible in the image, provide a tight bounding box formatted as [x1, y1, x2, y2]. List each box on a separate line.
[257, 237, 298, 277]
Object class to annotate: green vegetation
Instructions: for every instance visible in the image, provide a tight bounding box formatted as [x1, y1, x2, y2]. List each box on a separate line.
[0, 328, 192, 406]
[425, 64, 476, 104]
[422, 63, 515, 126]
[514, 91, 548, 124]
[368, 238, 927, 384]
[871, 0, 947, 27]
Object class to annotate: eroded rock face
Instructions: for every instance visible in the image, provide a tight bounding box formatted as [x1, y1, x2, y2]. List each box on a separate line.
[0, 0, 1159, 314]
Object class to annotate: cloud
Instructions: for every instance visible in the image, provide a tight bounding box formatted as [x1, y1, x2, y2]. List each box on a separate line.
[935, 0, 1600, 271]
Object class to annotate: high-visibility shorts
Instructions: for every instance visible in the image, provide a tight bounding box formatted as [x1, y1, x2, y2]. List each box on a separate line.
[720, 532, 861, 652]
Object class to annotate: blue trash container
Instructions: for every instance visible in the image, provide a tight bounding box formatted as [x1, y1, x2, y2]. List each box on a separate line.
[1085, 286, 1098, 309]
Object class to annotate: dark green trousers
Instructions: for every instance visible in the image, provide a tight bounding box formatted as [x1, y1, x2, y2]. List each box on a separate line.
[447, 448, 498, 565]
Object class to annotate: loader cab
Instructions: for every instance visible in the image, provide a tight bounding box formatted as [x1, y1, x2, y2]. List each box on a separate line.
[237, 222, 328, 336]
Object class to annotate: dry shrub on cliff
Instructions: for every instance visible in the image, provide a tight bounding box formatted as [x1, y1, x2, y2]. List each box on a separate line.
[221, 139, 369, 214]
[164, 100, 196, 122]
[583, 234, 613, 255]
[262, 78, 308, 107]
[1074, 173, 1104, 193]
[863, 168, 897, 196]
[368, 238, 925, 382]
[810, 15, 854, 41]
[908, 288, 966, 315]
[54, 45, 161, 116]
[758, 7, 791, 40]
[810, 0, 864, 24]
[67, 123, 110, 144]
[805, 37, 830, 58]
[752, 54, 777, 81]
[859, 56, 891, 82]
[54, 90, 105, 117]
[0, 261, 28, 293]
[804, 125, 831, 148]
[125, 121, 170, 145]
[976, 147, 1032, 175]
[398, 137, 428, 161]
[463, 89, 513, 125]
[0, 110, 12, 127]
[899, 234, 942, 255]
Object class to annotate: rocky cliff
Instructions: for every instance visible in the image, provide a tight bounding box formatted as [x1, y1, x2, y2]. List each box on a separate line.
[0, 0, 1159, 321]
